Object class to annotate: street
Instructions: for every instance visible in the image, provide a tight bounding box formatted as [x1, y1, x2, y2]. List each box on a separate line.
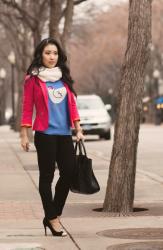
[84, 124, 163, 204]
[0, 124, 163, 249]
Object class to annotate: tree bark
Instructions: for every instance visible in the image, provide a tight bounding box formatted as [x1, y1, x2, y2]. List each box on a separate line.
[49, 0, 62, 42]
[103, 0, 152, 215]
[61, 0, 74, 51]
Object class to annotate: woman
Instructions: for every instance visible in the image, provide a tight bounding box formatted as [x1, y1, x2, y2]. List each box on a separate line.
[20, 38, 84, 237]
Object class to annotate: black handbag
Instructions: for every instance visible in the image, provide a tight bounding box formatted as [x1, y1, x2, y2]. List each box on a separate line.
[70, 140, 100, 194]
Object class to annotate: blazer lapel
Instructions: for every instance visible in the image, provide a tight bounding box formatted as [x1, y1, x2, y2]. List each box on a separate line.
[37, 77, 48, 110]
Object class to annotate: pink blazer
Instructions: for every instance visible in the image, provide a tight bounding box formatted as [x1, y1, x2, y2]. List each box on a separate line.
[21, 76, 80, 131]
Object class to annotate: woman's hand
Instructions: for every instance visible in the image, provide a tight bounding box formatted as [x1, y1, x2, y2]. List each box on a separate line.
[76, 129, 85, 142]
[21, 135, 30, 152]
[74, 120, 85, 141]
[20, 127, 30, 152]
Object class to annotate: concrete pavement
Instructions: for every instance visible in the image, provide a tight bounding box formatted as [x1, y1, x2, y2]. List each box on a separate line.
[0, 125, 163, 249]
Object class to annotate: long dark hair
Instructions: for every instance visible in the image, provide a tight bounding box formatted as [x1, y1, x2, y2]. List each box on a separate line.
[27, 38, 76, 95]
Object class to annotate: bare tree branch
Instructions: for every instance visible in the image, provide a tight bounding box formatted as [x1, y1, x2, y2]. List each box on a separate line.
[39, 0, 49, 15]
[60, 0, 89, 20]
[1, 0, 37, 29]
[74, 0, 88, 5]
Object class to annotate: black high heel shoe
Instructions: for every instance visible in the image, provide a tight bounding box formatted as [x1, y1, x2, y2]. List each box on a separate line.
[43, 217, 67, 237]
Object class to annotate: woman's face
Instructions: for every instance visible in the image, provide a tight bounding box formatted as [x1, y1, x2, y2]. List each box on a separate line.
[42, 44, 59, 68]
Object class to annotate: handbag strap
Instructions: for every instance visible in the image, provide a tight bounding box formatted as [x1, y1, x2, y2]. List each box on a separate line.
[75, 140, 87, 156]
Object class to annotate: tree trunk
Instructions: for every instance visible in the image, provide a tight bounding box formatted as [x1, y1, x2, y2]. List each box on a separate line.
[14, 75, 23, 132]
[61, 0, 74, 51]
[49, 0, 62, 42]
[33, 27, 42, 48]
[14, 21, 31, 132]
[103, 0, 152, 215]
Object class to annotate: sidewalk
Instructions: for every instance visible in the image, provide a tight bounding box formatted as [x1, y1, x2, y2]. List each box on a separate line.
[0, 125, 163, 250]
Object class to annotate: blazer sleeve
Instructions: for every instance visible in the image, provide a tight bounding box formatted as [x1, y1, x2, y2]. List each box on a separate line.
[71, 93, 80, 122]
[21, 77, 34, 127]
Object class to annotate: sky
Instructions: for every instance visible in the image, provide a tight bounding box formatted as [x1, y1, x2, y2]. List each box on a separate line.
[76, 0, 128, 10]
[74, 0, 128, 23]
[84, 0, 127, 9]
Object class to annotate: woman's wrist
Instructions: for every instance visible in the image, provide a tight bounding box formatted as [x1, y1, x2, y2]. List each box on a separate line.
[20, 127, 28, 138]
[76, 127, 83, 133]
[74, 120, 83, 134]
[20, 133, 28, 138]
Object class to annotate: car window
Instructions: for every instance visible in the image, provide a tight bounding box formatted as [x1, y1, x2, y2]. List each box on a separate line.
[77, 98, 105, 109]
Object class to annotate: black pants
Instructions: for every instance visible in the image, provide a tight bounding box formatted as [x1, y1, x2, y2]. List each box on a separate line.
[34, 132, 76, 220]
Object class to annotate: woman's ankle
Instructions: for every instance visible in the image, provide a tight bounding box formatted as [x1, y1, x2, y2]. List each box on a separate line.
[50, 218, 58, 222]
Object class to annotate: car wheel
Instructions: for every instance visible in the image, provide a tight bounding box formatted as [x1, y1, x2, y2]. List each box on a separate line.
[100, 130, 111, 140]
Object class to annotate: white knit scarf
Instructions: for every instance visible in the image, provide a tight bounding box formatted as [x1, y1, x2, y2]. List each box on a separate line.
[33, 67, 62, 82]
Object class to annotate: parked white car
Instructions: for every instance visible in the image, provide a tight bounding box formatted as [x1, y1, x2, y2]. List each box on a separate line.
[76, 95, 111, 140]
